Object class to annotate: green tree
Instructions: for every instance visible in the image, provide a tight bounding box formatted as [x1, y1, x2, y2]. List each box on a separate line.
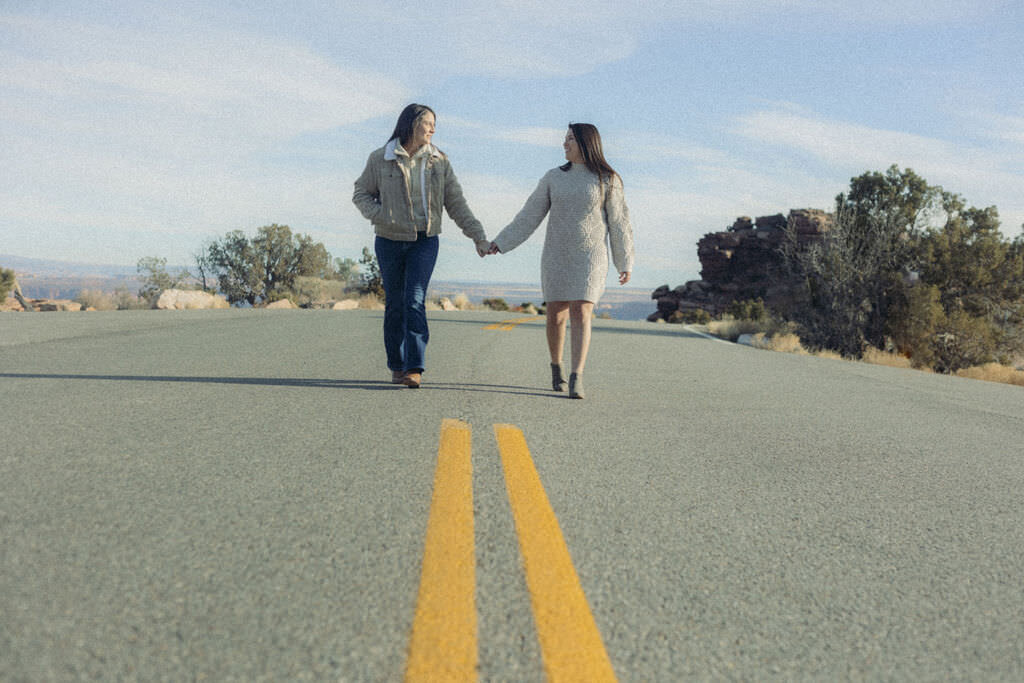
[781, 166, 1023, 369]
[137, 256, 190, 303]
[918, 198, 1020, 315]
[782, 201, 917, 357]
[0, 267, 15, 300]
[205, 225, 336, 305]
[208, 230, 265, 305]
[252, 224, 296, 300]
[332, 257, 360, 288]
[294, 234, 332, 280]
[192, 242, 215, 292]
[358, 247, 384, 298]
[916, 196, 1024, 365]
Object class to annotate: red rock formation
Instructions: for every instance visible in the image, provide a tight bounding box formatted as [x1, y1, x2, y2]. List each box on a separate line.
[650, 209, 832, 321]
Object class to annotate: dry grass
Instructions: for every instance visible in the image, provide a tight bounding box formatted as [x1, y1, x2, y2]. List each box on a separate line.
[862, 347, 914, 369]
[75, 289, 118, 311]
[706, 319, 1023, 388]
[356, 293, 385, 310]
[956, 363, 1024, 387]
[761, 332, 806, 354]
[453, 292, 472, 310]
[706, 318, 768, 341]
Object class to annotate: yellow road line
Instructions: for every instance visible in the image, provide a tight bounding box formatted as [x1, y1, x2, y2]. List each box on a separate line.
[405, 419, 477, 682]
[484, 316, 541, 330]
[493, 424, 617, 682]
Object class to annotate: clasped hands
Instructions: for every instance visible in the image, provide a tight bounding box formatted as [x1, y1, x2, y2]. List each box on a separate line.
[474, 240, 501, 257]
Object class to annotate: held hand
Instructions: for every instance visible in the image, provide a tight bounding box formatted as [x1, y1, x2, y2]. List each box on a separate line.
[475, 239, 490, 258]
[488, 241, 501, 255]
[619, 271, 631, 285]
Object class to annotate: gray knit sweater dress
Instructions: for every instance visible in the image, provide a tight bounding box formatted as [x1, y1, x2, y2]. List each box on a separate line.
[493, 163, 635, 303]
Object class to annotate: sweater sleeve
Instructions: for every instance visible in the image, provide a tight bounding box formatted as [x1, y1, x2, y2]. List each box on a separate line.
[605, 175, 635, 273]
[352, 151, 383, 221]
[442, 161, 486, 242]
[493, 173, 551, 253]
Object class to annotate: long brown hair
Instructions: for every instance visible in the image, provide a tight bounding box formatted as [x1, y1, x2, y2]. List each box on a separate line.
[388, 103, 435, 146]
[561, 122, 619, 186]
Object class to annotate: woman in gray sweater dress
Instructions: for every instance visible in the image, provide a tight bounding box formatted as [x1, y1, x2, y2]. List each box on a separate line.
[490, 123, 634, 399]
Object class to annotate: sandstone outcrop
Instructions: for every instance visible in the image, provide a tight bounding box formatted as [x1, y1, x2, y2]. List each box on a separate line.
[331, 299, 360, 310]
[650, 209, 832, 321]
[155, 289, 230, 310]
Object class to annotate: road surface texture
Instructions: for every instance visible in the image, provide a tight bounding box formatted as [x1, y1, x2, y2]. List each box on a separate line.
[2, 309, 1023, 680]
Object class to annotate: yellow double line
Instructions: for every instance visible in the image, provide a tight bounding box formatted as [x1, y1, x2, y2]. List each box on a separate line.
[483, 316, 541, 331]
[405, 419, 616, 682]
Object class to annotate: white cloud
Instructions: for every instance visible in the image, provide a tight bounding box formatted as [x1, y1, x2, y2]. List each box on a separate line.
[0, 12, 409, 254]
[1, 15, 408, 146]
[732, 106, 1024, 230]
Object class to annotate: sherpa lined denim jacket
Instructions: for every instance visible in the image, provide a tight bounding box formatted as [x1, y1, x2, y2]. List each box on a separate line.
[352, 139, 485, 243]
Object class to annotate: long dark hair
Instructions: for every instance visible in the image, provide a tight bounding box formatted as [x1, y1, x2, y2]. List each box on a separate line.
[388, 103, 435, 146]
[561, 122, 619, 186]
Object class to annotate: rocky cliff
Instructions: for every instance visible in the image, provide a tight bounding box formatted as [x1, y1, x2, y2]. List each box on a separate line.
[650, 209, 832, 321]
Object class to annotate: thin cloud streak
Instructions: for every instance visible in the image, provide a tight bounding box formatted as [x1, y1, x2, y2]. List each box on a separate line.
[734, 107, 1024, 230]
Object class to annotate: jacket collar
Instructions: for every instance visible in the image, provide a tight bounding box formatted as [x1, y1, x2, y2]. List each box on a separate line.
[384, 138, 441, 161]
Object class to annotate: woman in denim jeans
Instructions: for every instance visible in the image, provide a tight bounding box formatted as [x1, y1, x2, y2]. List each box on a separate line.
[353, 104, 490, 388]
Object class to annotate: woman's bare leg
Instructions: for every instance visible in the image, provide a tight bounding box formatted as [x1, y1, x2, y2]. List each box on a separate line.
[569, 300, 594, 374]
[546, 301, 570, 364]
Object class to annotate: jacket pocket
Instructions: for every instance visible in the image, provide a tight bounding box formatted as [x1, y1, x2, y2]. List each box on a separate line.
[380, 168, 406, 223]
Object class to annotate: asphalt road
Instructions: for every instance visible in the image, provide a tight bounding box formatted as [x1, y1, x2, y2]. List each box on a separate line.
[2, 309, 1023, 681]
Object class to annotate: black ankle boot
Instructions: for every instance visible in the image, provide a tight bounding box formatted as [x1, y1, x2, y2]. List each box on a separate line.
[569, 372, 584, 399]
[550, 363, 567, 392]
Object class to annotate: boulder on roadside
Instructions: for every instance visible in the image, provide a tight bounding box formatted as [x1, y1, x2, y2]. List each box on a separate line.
[332, 299, 359, 310]
[263, 298, 295, 309]
[155, 289, 230, 310]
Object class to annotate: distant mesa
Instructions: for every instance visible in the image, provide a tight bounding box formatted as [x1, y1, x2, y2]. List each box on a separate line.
[649, 209, 832, 321]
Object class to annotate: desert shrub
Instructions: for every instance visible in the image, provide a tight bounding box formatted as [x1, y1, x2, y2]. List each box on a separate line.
[482, 297, 509, 311]
[113, 287, 148, 310]
[668, 308, 712, 324]
[931, 310, 997, 373]
[75, 289, 118, 311]
[686, 308, 712, 324]
[887, 283, 944, 368]
[290, 276, 348, 307]
[453, 293, 472, 310]
[726, 298, 767, 321]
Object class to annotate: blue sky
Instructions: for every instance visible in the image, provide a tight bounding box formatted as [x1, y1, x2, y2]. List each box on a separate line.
[2, 1, 1022, 290]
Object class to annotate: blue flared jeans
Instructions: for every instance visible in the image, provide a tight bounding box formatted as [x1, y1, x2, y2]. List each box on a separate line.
[375, 233, 439, 373]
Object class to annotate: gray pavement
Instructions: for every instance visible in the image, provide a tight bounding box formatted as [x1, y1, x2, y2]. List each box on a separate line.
[2, 309, 1023, 681]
